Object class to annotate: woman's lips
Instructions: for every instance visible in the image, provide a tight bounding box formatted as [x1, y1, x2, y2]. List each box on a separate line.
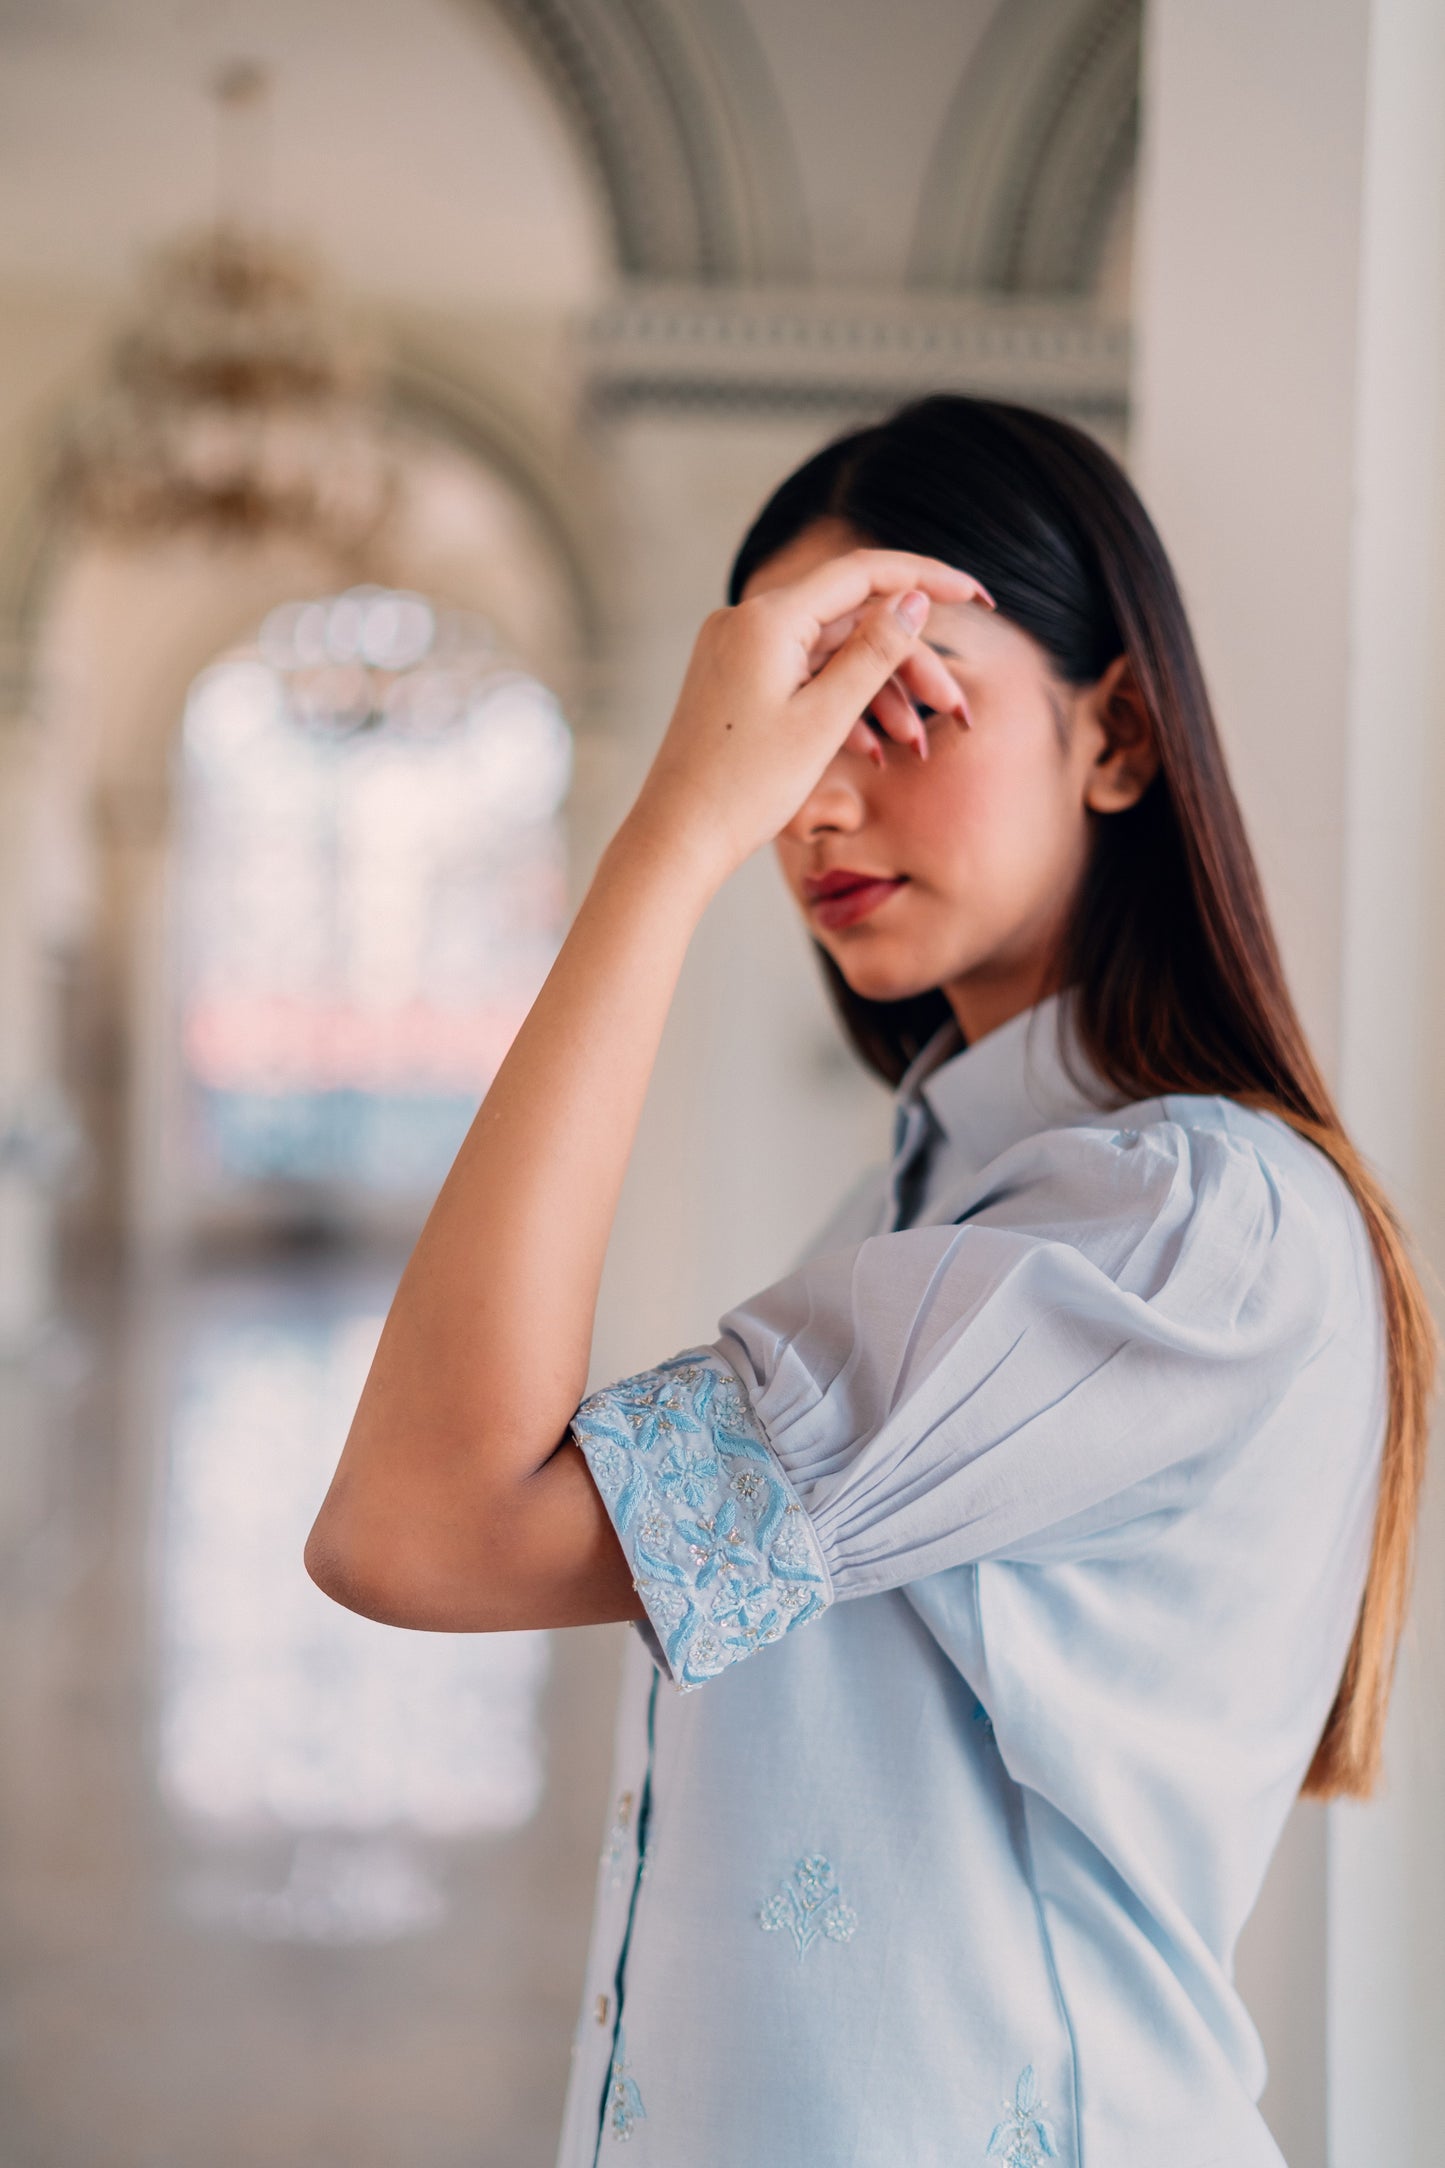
[804, 871, 908, 930]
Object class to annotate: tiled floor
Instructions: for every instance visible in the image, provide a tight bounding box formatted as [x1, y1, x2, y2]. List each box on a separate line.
[0, 1254, 622, 2167]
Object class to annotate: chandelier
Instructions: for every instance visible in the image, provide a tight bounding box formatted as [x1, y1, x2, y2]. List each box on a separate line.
[57, 67, 395, 556]
[256, 585, 507, 739]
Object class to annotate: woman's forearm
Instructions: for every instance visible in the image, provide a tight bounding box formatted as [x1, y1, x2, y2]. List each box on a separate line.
[304, 808, 720, 1614]
[384, 807, 717, 1454]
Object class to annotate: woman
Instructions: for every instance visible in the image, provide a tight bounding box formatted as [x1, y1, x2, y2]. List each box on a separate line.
[305, 397, 1435, 2165]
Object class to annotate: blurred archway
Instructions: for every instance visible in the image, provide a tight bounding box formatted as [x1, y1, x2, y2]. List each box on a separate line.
[27, 422, 590, 1261]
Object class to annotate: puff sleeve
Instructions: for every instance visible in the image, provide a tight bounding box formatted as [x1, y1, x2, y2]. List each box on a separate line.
[570, 1119, 1335, 1689]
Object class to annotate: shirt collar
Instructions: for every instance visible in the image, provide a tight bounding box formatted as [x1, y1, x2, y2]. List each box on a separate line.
[895, 985, 1121, 1179]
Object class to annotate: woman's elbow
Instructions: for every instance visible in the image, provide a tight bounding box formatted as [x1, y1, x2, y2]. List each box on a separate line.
[302, 1490, 518, 1631]
[302, 1510, 411, 1625]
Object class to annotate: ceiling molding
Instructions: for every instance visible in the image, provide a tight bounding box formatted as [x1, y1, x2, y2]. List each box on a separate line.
[583, 285, 1129, 429]
[909, 0, 1141, 296]
[474, 0, 810, 283]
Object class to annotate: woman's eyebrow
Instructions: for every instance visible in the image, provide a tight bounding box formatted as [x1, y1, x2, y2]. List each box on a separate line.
[924, 638, 965, 661]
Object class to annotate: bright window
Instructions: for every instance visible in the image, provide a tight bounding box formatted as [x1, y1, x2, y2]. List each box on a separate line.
[175, 587, 571, 1204]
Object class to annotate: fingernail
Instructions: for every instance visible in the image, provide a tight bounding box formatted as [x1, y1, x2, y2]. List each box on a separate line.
[914, 728, 929, 762]
[895, 590, 929, 632]
[977, 584, 997, 611]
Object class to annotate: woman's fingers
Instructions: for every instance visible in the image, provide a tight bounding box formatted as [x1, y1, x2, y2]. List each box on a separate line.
[844, 716, 885, 766]
[776, 546, 994, 639]
[795, 592, 938, 743]
[809, 625, 963, 723]
[896, 643, 970, 724]
[785, 551, 979, 739]
[810, 596, 971, 759]
[803, 612, 858, 673]
[867, 676, 927, 755]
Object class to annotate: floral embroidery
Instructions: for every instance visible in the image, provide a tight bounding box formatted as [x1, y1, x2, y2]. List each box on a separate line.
[758, 1853, 858, 1961]
[642, 1581, 688, 1631]
[986, 2067, 1059, 2165]
[586, 1440, 630, 1496]
[770, 1506, 818, 1572]
[713, 1577, 786, 1652]
[605, 2029, 646, 2142]
[638, 1509, 671, 1550]
[571, 1350, 828, 1688]
[677, 1498, 754, 1583]
[657, 1437, 721, 1510]
[601, 1789, 635, 1888]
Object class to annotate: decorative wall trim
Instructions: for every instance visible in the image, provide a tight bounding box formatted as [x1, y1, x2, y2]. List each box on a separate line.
[910, 0, 1141, 295]
[583, 286, 1129, 427]
[476, 0, 810, 282]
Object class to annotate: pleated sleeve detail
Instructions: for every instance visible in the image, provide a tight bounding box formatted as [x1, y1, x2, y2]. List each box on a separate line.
[719, 1120, 1334, 1598]
[574, 1116, 1340, 1686]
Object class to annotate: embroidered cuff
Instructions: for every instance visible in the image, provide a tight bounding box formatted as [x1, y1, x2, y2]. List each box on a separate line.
[570, 1348, 832, 1690]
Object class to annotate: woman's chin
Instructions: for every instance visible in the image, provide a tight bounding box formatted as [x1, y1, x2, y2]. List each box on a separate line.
[824, 951, 949, 1007]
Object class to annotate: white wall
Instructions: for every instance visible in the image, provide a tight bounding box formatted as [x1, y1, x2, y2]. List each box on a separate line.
[1133, 3, 1445, 2160]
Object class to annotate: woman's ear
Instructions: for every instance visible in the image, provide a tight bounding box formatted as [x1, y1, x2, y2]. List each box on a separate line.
[1081, 655, 1159, 813]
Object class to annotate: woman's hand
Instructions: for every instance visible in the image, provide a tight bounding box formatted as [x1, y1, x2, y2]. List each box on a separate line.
[630, 548, 994, 883]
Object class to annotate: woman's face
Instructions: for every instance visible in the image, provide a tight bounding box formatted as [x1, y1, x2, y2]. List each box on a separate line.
[744, 517, 1154, 1041]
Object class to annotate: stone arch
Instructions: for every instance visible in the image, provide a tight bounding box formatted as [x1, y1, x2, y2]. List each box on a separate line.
[385, 346, 608, 660]
[0, 348, 606, 1259]
[0, 341, 608, 733]
[909, 0, 1142, 296]
[475, 0, 810, 282]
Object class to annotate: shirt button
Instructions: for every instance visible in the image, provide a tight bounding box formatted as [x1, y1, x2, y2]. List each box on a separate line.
[595, 1993, 610, 2026]
[1112, 1128, 1141, 1149]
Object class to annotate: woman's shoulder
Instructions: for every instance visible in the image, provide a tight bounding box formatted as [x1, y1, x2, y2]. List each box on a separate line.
[998, 1082, 1359, 1208]
[955, 1086, 1365, 1292]
[1157, 1090, 1368, 1237]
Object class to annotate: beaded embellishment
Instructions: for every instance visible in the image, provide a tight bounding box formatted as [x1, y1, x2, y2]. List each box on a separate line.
[605, 2030, 646, 2142]
[758, 1853, 858, 1961]
[601, 1789, 635, 1889]
[986, 2066, 1059, 2164]
[571, 1350, 828, 1688]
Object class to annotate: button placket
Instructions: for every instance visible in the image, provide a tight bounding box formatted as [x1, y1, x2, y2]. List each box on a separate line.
[590, 1672, 659, 2165]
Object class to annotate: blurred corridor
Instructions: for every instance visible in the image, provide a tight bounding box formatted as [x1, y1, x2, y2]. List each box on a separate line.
[0, 1252, 621, 2167]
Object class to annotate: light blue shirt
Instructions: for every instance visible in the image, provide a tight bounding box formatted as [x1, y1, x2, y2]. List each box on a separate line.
[557, 988, 1385, 2166]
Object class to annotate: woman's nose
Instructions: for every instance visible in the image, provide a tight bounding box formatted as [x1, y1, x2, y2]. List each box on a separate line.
[778, 757, 867, 845]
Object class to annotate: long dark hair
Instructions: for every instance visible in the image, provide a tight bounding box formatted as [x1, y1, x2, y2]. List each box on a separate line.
[729, 394, 1435, 1800]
